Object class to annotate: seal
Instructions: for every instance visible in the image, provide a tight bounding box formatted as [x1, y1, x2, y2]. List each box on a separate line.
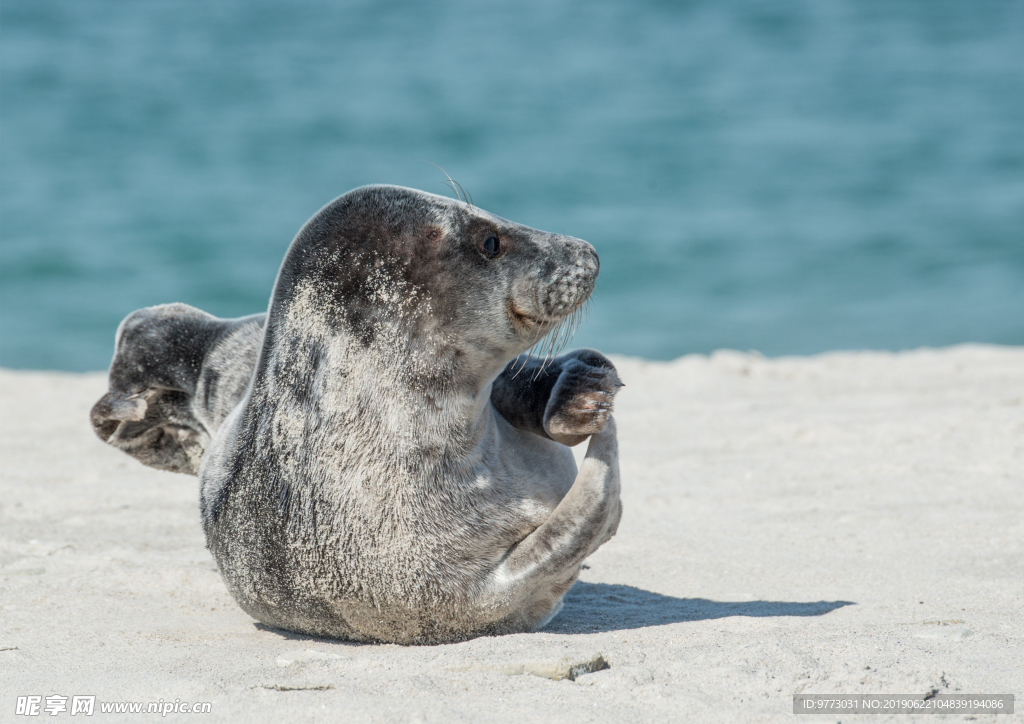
[91, 185, 623, 644]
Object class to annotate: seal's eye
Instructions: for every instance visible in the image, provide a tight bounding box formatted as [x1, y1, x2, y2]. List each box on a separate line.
[480, 234, 501, 258]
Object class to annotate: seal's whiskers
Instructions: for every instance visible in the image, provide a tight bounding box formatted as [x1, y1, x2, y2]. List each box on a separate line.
[530, 305, 584, 379]
[423, 161, 473, 206]
[452, 179, 474, 207]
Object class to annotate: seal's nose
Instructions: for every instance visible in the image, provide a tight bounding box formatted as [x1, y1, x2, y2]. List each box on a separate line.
[536, 235, 599, 318]
[564, 236, 600, 287]
[580, 240, 599, 278]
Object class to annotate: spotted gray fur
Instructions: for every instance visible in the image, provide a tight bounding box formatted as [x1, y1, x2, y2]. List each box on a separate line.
[91, 185, 622, 644]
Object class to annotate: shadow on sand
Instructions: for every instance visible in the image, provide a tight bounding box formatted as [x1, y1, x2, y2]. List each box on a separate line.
[253, 623, 361, 644]
[544, 582, 854, 634]
[253, 582, 853, 641]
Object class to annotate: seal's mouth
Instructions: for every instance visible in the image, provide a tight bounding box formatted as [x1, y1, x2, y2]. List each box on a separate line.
[506, 296, 588, 373]
[507, 301, 560, 332]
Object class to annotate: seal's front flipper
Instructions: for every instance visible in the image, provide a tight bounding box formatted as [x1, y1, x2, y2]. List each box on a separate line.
[490, 349, 622, 446]
[90, 304, 265, 475]
[486, 416, 621, 628]
[541, 350, 622, 446]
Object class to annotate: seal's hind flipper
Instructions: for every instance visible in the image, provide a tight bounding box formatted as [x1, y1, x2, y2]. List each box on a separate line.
[91, 388, 209, 474]
[91, 303, 265, 475]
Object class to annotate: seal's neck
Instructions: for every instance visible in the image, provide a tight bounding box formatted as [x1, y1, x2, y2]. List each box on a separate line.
[254, 274, 516, 473]
[262, 293, 509, 471]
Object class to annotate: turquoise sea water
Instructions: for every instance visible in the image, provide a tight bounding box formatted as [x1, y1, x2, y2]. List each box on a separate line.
[2, 0, 1022, 371]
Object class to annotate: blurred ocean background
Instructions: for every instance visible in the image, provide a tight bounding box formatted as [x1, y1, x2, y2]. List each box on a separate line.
[1, 0, 1022, 371]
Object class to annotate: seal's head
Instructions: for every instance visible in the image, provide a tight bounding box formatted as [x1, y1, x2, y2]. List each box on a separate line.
[265, 185, 599, 390]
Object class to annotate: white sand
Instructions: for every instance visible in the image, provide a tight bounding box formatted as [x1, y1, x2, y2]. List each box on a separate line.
[1, 345, 1021, 722]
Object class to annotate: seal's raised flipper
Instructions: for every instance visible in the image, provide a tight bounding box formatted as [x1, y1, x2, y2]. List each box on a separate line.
[490, 349, 622, 446]
[486, 416, 621, 628]
[90, 304, 265, 475]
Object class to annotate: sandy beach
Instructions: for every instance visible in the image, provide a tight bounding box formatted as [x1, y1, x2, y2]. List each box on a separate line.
[1, 345, 1021, 722]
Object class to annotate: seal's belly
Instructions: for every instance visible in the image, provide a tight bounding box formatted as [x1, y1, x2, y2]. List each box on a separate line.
[204, 409, 581, 643]
[488, 420, 579, 531]
[212, 507, 563, 644]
